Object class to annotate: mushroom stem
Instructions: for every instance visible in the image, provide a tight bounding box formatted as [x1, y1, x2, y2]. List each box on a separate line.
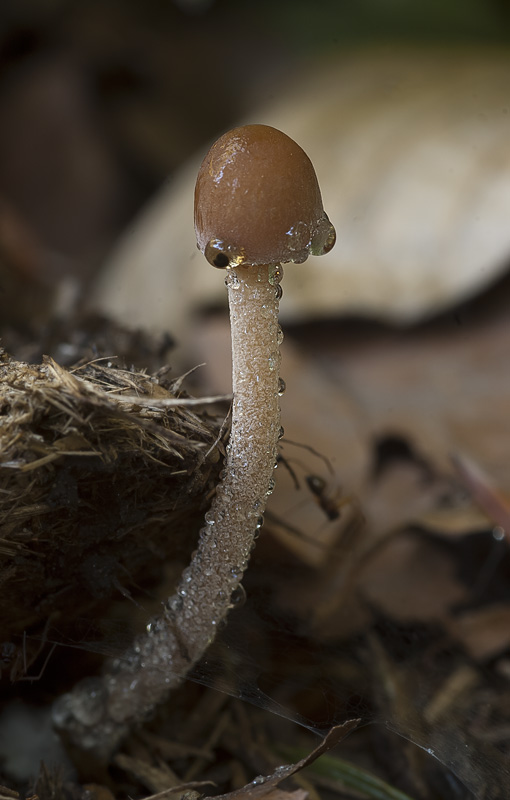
[174, 262, 283, 653]
[53, 124, 334, 759]
[52, 263, 283, 757]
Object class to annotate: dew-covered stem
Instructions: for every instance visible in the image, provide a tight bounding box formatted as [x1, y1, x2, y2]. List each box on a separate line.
[53, 263, 283, 757]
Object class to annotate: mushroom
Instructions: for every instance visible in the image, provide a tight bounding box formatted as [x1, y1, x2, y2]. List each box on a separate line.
[53, 124, 335, 757]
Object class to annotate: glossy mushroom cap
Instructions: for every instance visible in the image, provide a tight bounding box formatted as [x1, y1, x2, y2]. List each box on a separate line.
[194, 124, 335, 268]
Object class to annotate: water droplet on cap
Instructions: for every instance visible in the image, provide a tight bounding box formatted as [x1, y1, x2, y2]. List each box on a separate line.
[204, 238, 245, 269]
[269, 264, 284, 285]
[310, 213, 336, 256]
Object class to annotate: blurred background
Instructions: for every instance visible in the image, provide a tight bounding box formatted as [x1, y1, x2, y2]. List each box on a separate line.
[3, 0, 510, 331]
[3, 3, 510, 796]
[3, 0, 510, 488]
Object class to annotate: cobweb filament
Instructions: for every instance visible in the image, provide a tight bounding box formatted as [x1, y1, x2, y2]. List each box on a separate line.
[37, 599, 508, 799]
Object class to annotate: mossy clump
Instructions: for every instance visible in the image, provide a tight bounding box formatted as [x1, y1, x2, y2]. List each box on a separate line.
[0, 348, 225, 661]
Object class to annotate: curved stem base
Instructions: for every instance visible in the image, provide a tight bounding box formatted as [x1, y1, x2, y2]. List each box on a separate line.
[53, 264, 282, 757]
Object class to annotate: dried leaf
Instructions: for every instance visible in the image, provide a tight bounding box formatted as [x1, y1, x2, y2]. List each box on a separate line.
[0, 787, 19, 800]
[360, 534, 468, 623]
[91, 48, 510, 333]
[259, 791, 307, 800]
[205, 721, 359, 800]
[448, 605, 510, 661]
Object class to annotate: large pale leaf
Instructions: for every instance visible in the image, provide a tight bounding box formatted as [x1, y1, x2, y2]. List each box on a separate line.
[90, 48, 510, 333]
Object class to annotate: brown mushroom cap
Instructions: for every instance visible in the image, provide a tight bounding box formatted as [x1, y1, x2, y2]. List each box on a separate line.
[194, 124, 334, 267]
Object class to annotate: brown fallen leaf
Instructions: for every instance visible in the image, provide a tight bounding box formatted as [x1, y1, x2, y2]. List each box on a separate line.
[447, 604, 510, 662]
[359, 533, 468, 624]
[190, 298, 510, 552]
[204, 721, 359, 800]
[258, 790, 308, 800]
[318, 312, 510, 489]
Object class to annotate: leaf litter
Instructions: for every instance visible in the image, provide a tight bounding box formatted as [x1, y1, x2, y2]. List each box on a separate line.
[184, 278, 510, 798]
[2, 282, 510, 799]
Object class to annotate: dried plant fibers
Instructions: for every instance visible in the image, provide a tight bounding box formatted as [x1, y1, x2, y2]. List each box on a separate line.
[53, 125, 335, 757]
[0, 348, 224, 653]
